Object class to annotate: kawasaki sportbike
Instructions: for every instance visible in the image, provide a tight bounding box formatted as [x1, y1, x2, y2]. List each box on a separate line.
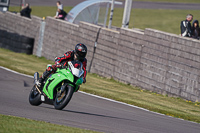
[29, 60, 84, 110]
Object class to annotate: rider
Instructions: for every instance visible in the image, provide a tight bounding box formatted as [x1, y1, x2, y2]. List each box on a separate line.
[36, 43, 87, 90]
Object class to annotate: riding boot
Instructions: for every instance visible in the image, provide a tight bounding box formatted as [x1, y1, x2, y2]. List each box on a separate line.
[37, 70, 51, 90]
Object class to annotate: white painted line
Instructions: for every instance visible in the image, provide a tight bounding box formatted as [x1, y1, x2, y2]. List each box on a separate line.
[79, 91, 151, 112]
[0, 66, 33, 78]
[0, 66, 199, 124]
[79, 92, 199, 124]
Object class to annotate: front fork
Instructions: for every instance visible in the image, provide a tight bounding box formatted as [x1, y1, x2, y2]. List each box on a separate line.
[57, 82, 68, 97]
[59, 81, 79, 93]
[35, 85, 42, 94]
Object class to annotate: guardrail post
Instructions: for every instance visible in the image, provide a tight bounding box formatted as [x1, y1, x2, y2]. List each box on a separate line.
[36, 19, 46, 57]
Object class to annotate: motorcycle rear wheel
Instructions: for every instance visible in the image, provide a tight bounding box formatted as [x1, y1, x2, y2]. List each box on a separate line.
[29, 86, 42, 106]
[54, 85, 74, 110]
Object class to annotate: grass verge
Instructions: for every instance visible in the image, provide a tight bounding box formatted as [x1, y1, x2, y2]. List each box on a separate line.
[0, 114, 100, 133]
[0, 48, 200, 124]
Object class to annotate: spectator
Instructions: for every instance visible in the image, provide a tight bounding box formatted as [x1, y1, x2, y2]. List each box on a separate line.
[54, 1, 63, 18]
[180, 14, 193, 37]
[54, 8, 67, 20]
[20, 3, 32, 19]
[191, 20, 200, 40]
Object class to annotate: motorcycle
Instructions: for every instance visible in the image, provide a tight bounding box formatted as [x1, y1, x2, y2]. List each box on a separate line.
[29, 60, 84, 110]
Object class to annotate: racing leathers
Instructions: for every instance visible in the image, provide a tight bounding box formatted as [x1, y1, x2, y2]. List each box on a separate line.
[38, 50, 87, 88]
[180, 20, 192, 37]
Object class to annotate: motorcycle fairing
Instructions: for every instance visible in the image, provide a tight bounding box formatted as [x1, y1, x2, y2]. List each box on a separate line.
[43, 68, 74, 99]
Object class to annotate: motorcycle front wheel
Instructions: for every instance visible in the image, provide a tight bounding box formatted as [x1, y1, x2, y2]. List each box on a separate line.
[54, 85, 74, 110]
[29, 86, 42, 106]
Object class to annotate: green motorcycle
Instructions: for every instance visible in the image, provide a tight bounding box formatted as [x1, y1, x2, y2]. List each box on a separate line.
[29, 60, 84, 110]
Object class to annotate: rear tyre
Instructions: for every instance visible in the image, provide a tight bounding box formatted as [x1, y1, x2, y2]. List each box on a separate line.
[29, 86, 42, 106]
[54, 85, 74, 110]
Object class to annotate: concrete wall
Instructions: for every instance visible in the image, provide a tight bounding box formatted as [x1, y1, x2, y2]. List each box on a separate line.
[0, 12, 200, 101]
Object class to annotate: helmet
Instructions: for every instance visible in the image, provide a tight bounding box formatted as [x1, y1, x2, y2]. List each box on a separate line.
[75, 43, 87, 60]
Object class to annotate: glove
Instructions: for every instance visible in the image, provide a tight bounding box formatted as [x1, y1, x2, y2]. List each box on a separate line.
[55, 62, 62, 68]
[51, 65, 57, 70]
[55, 57, 60, 62]
[47, 65, 56, 72]
[83, 78, 86, 83]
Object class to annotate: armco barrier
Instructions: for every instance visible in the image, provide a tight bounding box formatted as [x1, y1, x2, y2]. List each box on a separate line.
[0, 12, 199, 101]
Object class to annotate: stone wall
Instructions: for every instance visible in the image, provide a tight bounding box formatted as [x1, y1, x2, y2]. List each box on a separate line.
[0, 11, 41, 55]
[92, 28, 120, 77]
[0, 12, 41, 38]
[0, 12, 200, 101]
[116, 28, 144, 85]
[40, 17, 101, 69]
[141, 29, 200, 101]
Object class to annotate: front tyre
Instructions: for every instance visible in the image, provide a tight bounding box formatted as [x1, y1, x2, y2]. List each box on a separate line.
[29, 86, 42, 106]
[54, 85, 74, 110]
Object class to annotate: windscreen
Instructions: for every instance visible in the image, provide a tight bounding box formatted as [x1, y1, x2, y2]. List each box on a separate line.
[68, 61, 84, 78]
[71, 60, 82, 70]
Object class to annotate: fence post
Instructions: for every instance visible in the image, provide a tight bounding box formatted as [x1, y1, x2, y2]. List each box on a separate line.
[122, 0, 132, 28]
[108, 0, 115, 29]
[36, 19, 46, 57]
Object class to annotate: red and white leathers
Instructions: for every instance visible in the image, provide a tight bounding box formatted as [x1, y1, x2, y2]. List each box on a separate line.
[39, 50, 87, 84]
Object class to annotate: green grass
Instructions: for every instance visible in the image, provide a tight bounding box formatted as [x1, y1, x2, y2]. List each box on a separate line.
[0, 48, 200, 125]
[112, 9, 200, 35]
[0, 114, 100, 133]
[9, 6, 200, 35]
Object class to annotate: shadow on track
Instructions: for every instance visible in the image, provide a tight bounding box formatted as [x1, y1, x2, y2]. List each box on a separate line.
[40, 106, 137, 122]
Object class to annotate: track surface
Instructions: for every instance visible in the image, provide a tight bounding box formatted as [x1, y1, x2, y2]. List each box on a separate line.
[10, 0, 200, 10]
[0, 67, 200, 133]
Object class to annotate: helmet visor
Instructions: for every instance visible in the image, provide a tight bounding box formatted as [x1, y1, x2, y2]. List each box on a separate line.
[76, 51, 86, 60]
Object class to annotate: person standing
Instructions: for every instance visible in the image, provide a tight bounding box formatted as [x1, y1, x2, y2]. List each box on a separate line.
[54, 1, 63, 18]
[20, 3, 32, 19]
[191, 20, 200, 40]
[180, 14, 193, 37]
[54, 8, 67, 20]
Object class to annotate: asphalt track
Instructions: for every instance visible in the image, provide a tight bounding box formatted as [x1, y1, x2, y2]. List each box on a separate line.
[0, 67, 200, 133]
[9, 0, 200, 10]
